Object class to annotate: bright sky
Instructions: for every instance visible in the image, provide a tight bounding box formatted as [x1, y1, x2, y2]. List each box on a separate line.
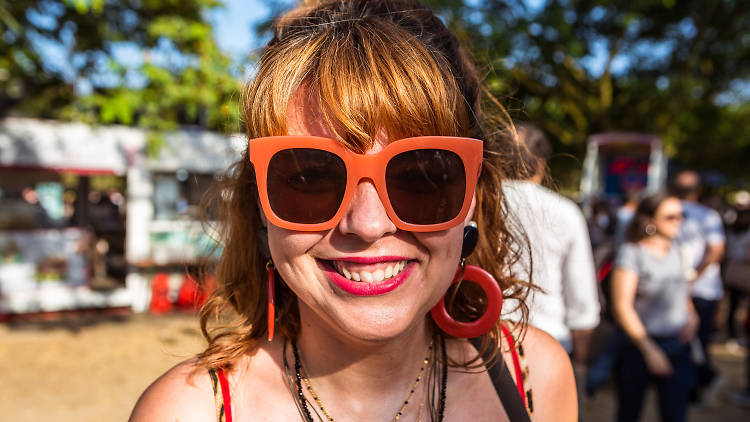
[208, 0, 295, 59]
[69, 0, 291, 92]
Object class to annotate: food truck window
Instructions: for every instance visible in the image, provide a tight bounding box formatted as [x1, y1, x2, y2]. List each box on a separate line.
[603, 155, 649, 197]
[0, 170, 128, 293]
[154, 171, 216, 221]
[0, 171, 66, 230]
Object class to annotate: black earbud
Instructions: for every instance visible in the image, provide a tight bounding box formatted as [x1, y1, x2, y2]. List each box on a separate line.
[461, 221, 479, 259]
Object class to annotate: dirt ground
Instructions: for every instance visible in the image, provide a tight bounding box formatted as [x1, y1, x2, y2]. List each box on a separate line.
[1, 312, 749, 422]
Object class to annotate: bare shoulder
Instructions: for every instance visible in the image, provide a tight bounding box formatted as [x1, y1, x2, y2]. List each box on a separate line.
[509, 325, 577, 421]
[128, 358, 215, 422]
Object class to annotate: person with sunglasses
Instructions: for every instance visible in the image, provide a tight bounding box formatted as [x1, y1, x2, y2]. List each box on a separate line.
[129, 1, 576, 421]
[610, 192, 700, 422]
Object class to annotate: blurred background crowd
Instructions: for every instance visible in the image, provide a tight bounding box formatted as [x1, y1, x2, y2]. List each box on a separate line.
[1, 0, 749, 421]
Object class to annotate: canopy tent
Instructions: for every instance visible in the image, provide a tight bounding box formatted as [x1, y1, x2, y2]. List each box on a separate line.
[0, 117, 245, 175]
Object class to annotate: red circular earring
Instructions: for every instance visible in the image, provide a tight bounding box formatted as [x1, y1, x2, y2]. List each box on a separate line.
[430, 264, 503, 338]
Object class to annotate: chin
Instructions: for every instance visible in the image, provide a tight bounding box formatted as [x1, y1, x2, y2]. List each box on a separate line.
[321, 304, 429, 343]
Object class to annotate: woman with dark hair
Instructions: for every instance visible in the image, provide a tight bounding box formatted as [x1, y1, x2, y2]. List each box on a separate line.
[129, 1, 575, 421]
[611, 192, 699, 422]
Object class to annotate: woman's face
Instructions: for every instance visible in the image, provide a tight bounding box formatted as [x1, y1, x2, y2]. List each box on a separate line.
[262, 93, 474, 343]
[652, 197, 684, 240]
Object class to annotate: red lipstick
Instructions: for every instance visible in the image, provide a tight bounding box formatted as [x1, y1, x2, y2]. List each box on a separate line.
[332, 256, 409, 264]
[318, 258, 414, 296]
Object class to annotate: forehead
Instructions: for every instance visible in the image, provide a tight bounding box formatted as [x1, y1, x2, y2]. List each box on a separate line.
[657, 198, 682, 214]
[285, 88, 389, 154]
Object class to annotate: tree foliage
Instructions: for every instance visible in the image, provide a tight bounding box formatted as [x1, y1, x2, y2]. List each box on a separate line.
[0, 0, 242, 133]
[422, 0, 750, 185]
[5, 1, 750, 183]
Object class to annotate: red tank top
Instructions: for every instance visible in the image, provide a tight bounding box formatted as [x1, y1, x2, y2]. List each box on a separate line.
[208, 326, 530, 422]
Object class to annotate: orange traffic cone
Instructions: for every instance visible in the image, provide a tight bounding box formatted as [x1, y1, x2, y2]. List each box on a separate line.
[176, 275, 207, 311]
[149, 273, 172, 314]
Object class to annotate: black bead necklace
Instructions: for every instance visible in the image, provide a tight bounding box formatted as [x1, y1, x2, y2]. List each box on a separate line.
[291, 340, 315, 422]
[290, 336, 447, 422]
[437, 334, 447, 419]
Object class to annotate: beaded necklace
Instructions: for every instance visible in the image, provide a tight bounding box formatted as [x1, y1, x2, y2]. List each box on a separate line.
[287, 336, 447, 422]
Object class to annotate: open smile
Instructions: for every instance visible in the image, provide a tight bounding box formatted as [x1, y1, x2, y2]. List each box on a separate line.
[332, 259, 409, 282]
[317, 256, 416, 296]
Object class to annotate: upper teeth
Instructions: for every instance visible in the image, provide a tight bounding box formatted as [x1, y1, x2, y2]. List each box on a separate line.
[334, 260, 408, 283]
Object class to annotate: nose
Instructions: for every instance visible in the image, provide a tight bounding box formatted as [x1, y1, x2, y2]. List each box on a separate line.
[337, 180, 397, 242]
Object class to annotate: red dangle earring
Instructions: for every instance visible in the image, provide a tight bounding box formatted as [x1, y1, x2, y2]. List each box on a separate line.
[430, 222, 503, 338]
[257, 227, 276, 342]
[267, 261, 275, 342]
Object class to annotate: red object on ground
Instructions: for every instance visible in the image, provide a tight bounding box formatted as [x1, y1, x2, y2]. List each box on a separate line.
[149, 273, 172, 314]
[176, 275, 207, 310]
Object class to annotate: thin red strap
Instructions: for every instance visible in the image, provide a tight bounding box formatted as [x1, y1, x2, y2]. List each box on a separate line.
[597, 260, 613, 282]
[217, 368, 233, 422]
[501, 324, 527, 407]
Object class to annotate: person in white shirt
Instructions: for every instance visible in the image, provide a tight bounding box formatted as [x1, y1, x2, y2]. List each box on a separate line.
[673, 170, 726, 399]
[503, 124, 600, 364]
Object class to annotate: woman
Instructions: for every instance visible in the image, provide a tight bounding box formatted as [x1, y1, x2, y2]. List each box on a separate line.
[130, 1, 575, 421]
[724, 195, 750, 345]
[611, 193, 699, 422]
[725, 196, 750, 407]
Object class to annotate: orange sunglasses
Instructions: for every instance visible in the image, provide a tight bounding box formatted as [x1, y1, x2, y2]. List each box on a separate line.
[249, 135, 483, 232]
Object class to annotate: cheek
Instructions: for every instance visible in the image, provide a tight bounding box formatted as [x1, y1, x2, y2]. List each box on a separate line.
[656, 221, 673, 233]
[415, 228, 464, 271]
[267, 225, 323, 267]
[413, 229, 464, 308]
[267, 227, 329, 301]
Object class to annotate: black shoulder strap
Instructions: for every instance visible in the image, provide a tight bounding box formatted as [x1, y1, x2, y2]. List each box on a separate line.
[469, 337, 532, 422]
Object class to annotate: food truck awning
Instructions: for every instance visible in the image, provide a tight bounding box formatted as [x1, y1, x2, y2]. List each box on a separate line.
[0, 118, 140, 175]
[0, 117, 245, 175]
[147, 129, 246, 173]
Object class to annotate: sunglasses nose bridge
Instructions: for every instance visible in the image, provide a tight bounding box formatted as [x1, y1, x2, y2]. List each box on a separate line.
[347, 152, 385, 191]
[337, 153, 399, 232]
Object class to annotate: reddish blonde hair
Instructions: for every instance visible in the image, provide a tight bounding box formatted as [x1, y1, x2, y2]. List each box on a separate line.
[197, 0, 530, 371]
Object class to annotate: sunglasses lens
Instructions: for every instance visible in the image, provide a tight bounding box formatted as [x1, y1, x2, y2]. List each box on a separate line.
[267, 148, 347, 224]
[386, 149, 466, 225]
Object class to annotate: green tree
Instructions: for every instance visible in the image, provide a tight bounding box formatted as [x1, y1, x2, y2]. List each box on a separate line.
[422, 0, 750, 185]
[260, 0, 750, 184]
[0, 0, 242, 134]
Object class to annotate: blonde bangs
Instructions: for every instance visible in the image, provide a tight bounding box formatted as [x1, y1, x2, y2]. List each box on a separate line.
[244, 17, 470, 151]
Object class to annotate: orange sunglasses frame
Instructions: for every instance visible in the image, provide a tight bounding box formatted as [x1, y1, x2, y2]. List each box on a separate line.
[249, 135, 483, 232]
